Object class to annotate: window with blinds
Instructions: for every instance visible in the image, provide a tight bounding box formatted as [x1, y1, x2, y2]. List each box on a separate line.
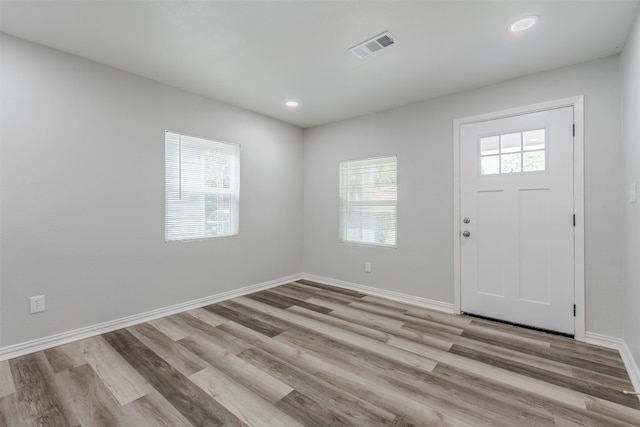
[165, 131, 240, 242]
[339, 156, 397, 247]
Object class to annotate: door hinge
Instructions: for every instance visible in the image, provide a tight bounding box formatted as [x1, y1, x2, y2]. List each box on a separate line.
[573, 214, 576, 226]
[572, 124, 575, 137]
[573, 304, 576, 317]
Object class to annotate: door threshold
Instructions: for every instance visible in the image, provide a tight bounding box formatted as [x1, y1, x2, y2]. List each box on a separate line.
[462, 312, 574, 339]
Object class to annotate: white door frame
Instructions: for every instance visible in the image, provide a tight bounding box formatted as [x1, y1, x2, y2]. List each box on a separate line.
[453, 96, 585, 341]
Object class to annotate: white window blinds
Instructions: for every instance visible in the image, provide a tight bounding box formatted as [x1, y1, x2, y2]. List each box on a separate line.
[339, 156, 397, 247]
[165, 131, 240, 242]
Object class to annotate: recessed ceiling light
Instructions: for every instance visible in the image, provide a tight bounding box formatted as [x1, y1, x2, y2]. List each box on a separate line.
[509, 16, 537, 32]
[285, 101, 299, 107]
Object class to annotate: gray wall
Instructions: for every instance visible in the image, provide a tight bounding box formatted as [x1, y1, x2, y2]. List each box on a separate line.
[621, 10, 640, 369]
[0, 35, 304, 347]
[303, 56, 623, 337]
[1, 30, 632, 349]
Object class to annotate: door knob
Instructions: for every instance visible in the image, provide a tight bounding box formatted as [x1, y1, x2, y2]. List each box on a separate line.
[462, 231, 471, 237]
[463, 217, 471, 224]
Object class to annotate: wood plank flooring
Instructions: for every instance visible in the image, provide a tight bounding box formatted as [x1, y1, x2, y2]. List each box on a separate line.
[1, 280, 639, 426]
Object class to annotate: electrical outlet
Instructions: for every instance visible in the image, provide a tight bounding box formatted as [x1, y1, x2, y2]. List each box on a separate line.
[30, 295, 45, 314]
[364, 261, 372, 273]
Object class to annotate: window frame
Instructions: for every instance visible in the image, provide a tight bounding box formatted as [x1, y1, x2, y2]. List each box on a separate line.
[165, 130, 240, 243]
[478, 127, 548, 176]
[339, 155, 398, 248]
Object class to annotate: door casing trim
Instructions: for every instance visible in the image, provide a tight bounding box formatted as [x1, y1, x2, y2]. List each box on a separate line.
[452, 96, 585, 341]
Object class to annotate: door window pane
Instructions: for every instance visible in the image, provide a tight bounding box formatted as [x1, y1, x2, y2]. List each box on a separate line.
[523, 150, 545, 172]
[480, 136, 499, 155]
[523, 129, 545, 151]
[481, 155, 500, 175]
[500, 133, 521, 153]
[501, 153, 522, 173]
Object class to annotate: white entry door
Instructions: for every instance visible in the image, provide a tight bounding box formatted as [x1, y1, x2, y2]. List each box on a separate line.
[460, 106, 575, 335]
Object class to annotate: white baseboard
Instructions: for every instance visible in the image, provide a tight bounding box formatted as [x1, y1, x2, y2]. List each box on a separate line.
[586, 331, 640, 396]
[0, 273, 303, 361]
[301, 273, 454, 314]
[6, 270, 637, 400]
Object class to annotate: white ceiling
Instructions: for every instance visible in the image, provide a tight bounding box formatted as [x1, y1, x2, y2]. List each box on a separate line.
[1, 1, 638, 128]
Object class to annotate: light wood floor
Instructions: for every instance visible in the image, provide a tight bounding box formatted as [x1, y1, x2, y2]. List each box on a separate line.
[1, 280, 639, 426]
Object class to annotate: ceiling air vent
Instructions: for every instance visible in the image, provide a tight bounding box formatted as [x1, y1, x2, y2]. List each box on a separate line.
[349, 31, 396, 59]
